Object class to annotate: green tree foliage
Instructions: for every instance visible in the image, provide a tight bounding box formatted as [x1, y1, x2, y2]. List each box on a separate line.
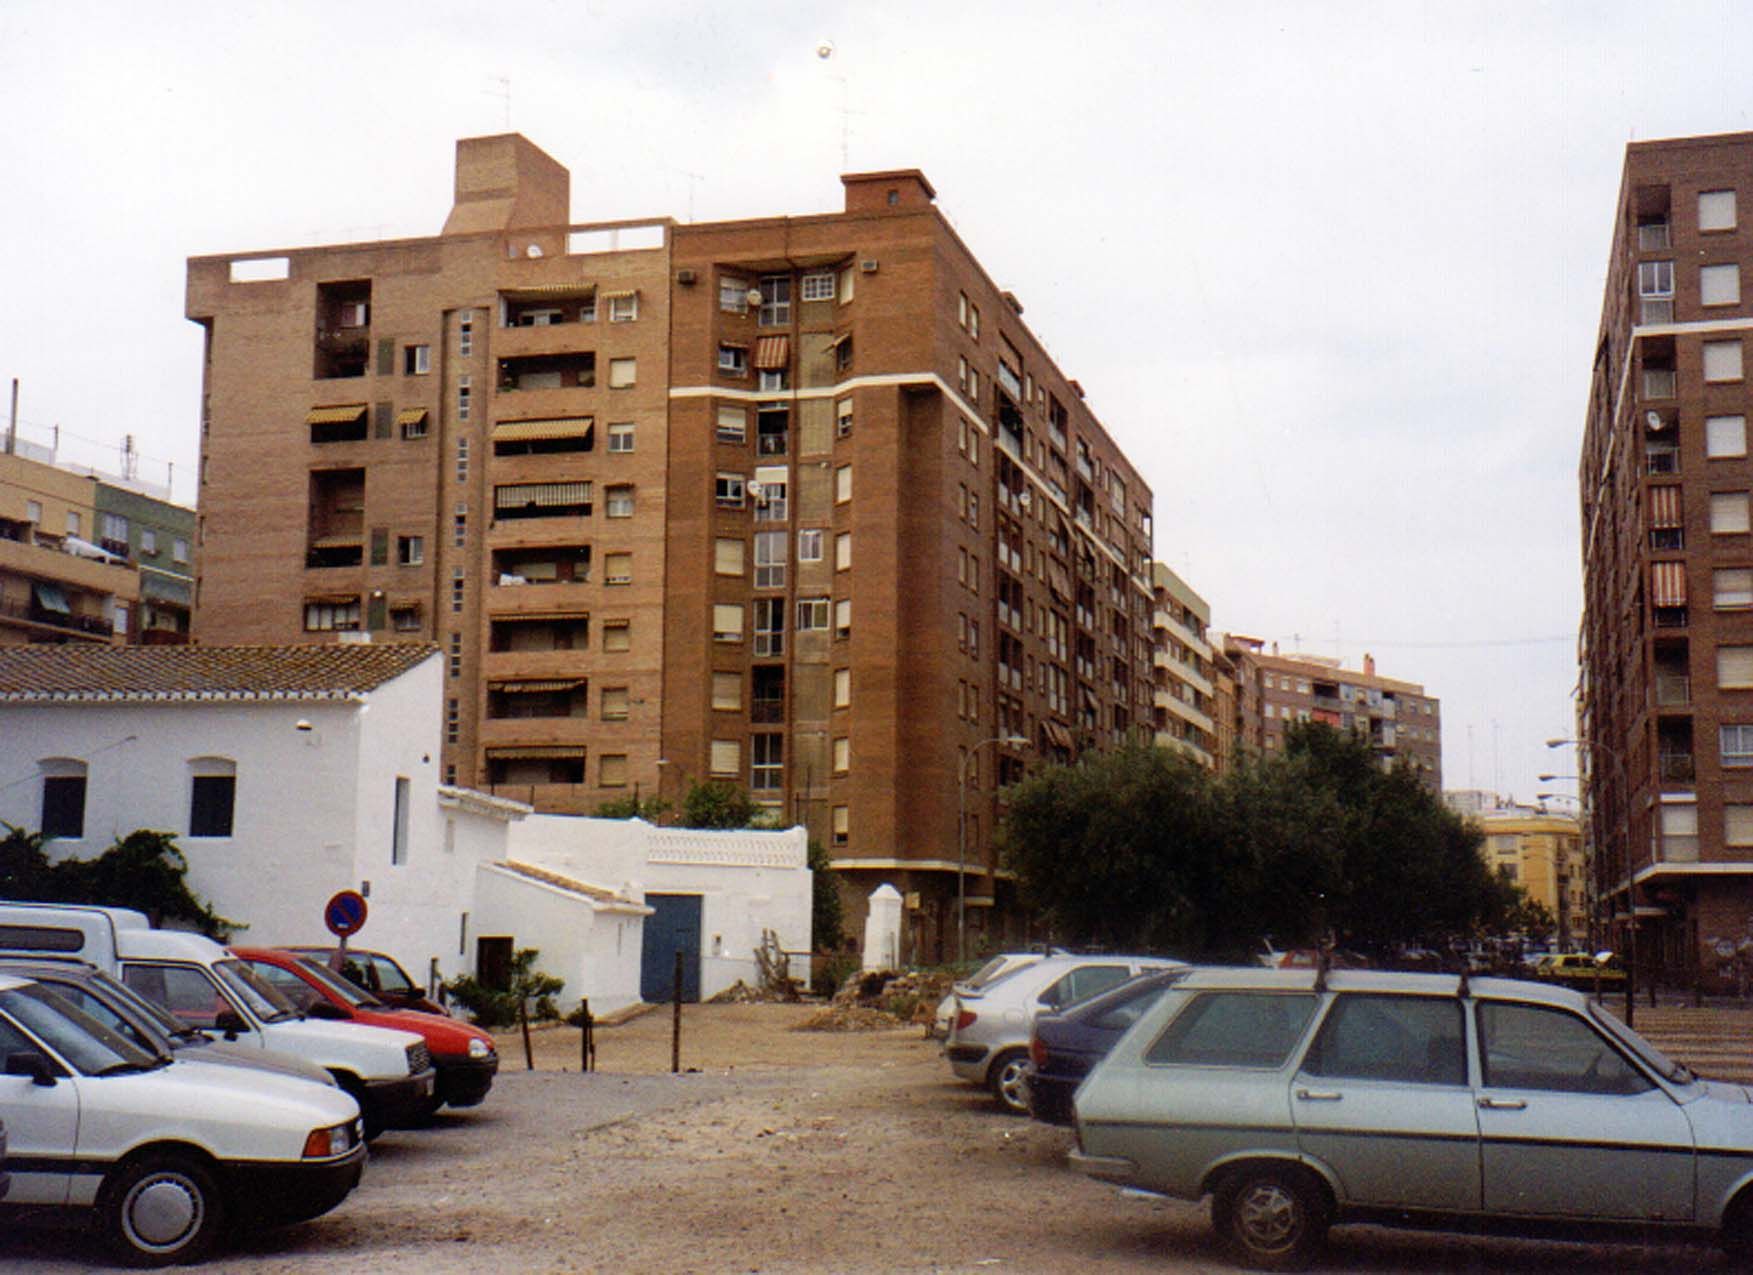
[1000, 724, 1508, 960]
[444, 947, 565, 1028]
[0, 824, 239, 939]
[808, 838, 844, 952]
[593, 793, 673, 821]
[679, 780, 761, 829]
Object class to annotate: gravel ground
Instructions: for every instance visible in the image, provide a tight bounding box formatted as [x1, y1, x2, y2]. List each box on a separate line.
[0, 1003, 1740, 1273]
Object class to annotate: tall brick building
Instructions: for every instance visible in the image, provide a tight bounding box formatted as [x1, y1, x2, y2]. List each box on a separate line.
[187, 134, 1157, 956]
[1579, 131, 1753, 988]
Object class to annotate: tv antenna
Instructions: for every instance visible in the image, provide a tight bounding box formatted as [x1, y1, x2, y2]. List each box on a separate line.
[484, 76, 512, 130]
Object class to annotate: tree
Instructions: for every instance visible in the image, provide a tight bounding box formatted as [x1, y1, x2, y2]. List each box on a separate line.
[443, 947, 565, 1029]
[0, 824, 54, 899]
[0, 824, 238, 939]
[679, 780, 761, 829]
[808, 839, 843, 951]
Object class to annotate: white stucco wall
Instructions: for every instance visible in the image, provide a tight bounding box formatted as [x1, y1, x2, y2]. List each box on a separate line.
[471, 863, 645, 1017]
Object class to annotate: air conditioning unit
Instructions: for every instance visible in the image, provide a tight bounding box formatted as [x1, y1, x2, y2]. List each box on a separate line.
[859, 259, 879, 274]
[677, 268, 697, 285]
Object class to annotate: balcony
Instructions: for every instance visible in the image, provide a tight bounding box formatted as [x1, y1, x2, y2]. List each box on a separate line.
[1647, 446, 1679, 475]
[750, 697, 785, 725]
[1654, 674, 1691, 707]
[1659, 752, 1695, 783]
[1638, 221, 1671, 250]
[0, 593, 115, 639]
[1643, 369, 1677, 399]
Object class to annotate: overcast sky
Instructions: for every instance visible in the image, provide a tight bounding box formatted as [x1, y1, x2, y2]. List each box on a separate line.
[4, 1, 1750, 808]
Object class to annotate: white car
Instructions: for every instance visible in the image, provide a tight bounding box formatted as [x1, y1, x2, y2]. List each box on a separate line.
[944, 953, 1184, 1112]
[929, 952, 1051, 1039]
[0, 972, 365, 1265]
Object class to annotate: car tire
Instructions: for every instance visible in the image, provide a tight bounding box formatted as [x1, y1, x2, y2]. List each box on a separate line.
[1722, 1191, 1753, 1266]
[98, 1151, 226, 1267]
[987, 1048, 1030, 1115]
[1211, 1165, 1328, 1271]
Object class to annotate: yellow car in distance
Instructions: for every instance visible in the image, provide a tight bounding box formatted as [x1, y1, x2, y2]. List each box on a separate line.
[1535, 952, 1627, 990]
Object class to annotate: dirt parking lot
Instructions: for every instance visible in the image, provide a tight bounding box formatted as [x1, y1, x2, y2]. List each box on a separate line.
[0, 1003, 1732, 1273]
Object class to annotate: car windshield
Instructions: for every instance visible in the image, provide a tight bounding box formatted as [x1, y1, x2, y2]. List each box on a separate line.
[0, 983, 167, 1074]
[1589, 1001, 1694, 1084]
[964, 956, 1020, 990]
[88, 969, 205, 1040]
[295, 956, 382, 1008]
[213, 959, 300, 1022]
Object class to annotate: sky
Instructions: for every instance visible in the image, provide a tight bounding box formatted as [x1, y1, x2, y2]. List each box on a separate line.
[3, 0, 1751, 808]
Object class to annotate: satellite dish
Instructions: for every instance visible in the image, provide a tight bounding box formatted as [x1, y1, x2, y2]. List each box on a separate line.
[817, 40, 835, 59]
[746, 288, 763, 307]
[1646, 410, 1666, 430]
[748, 480, 765, 498]
[525, 243, 543, 259]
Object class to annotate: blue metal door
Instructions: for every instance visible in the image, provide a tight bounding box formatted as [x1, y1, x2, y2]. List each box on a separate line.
[640, 894, 702, 1003]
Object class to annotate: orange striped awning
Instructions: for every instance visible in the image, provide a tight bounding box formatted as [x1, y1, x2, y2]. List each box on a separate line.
[1652, 561, 1687, 607]
[486, 745, 587, 761]
[1649, 485, 1683, 529]
[306, 405, 367, 425]
[753, 335, 790, 370]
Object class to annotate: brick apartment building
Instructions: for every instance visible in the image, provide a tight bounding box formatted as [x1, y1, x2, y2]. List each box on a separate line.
[1579, 131, 1753, 988]
[186, 134, 1157, 956]
[1220, 637, 1443, 787]
[1150, 563, 1217, 767]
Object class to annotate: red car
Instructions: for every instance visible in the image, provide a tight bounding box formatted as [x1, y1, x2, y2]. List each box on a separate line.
[233, 947, 498, 1111]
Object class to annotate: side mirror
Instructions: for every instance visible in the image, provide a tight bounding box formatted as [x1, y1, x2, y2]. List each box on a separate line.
[304, 1002, 348, 1021]
[212, 1010, 247, 1040]
[5, 1051, 58, 1086]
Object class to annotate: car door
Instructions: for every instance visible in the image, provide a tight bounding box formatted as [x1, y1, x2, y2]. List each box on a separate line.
[120, 962, 266, 1049]
[1037, 963, 1136, 1014]
[0, 1013, 80, 1206]
[1474, 998, 1694, 1221]
[1292, 993, 1481, 1210]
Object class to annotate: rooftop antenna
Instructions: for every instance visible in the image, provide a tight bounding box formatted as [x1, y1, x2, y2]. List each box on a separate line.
[484, 76, 512, 130]
[817, 40, 849, 169]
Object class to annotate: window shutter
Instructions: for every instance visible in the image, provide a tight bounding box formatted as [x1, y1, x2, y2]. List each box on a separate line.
[367, 594, 388, 630]
[370, 527, 389, 565]
[1720, 645, 1753, 688]
[377, 338, 395, 376]
[1727, 804, 1753, 846]
[374, 400, 393, 439]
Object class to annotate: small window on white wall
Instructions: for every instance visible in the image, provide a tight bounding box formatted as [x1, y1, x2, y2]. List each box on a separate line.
[189, 757, 237, 838]
[1705, 340, 1745, 383]
[391, 776, 411, 866]
[1701, 190, 1739, 232]
[1702, 264, 1742, 307]
[1708, 415, 1748, 458]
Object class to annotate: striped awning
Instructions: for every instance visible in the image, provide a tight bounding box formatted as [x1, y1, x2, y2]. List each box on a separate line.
[753, 335, 790, 370]
[396, 408, 429, 427]
[600, 288, 637, 301]
[493, 417, 593, 442]
[1649, 485, 1683, 529]
[309, 533, 363, 548]
[306, 405, 367, 425]
[1652, 561, 1688, 607]
[502, 284, 595, 298]
[1047, 563, 1073, 602]
[492, 610, 587, 622]
[303, 593, 358, 606]
[489, 679, 585, 693]
[487, 745, 587, 760]
[1043, 721, 1075, 749]
[496, 481, 590, 509]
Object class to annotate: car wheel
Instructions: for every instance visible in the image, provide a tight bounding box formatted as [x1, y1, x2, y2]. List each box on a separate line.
[987, 1049, 1030, 1115]
[1722, 1191, 1753, 1266]
[98, 1152, 225, 1267]
[1212, 1165, 1328, 1270]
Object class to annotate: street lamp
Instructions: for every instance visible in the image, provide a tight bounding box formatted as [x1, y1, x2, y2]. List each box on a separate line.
[1549, 736, 1642, 1025]
[958, 735, 1028, 966]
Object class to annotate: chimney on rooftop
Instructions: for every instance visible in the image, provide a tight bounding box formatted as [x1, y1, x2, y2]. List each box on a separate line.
[1364, 652, 1376, 678]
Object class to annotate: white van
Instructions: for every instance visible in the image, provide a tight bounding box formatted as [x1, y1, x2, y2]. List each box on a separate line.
[0, 903, 434, 1135]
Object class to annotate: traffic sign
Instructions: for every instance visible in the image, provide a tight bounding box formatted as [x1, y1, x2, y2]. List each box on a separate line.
[324, 890, 368, 938]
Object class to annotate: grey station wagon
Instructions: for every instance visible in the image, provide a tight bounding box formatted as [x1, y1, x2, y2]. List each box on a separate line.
[1071, 967, 1753, 1269]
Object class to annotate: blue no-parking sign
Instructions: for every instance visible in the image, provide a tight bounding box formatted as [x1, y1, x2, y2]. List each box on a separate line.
[324, 890, 368, 938]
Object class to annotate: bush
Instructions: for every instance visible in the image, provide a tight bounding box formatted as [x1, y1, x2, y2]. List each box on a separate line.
[443, 948, 564, 1029]
[812, 952, 859, 998]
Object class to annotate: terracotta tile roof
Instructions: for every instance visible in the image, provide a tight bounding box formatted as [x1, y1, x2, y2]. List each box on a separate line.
[0, 643, 438, 703]
[490, 859, 646, 911]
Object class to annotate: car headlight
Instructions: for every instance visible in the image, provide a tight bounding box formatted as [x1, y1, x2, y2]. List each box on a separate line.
[468, 1037, 494, 1059]
[302, 1120, 355, 1158]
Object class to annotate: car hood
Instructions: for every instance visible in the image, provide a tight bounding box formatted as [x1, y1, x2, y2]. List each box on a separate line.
[270, 1014, 425, 1052]
[173, 1036, 336, 1086]
[354, 1006, 494, 1052]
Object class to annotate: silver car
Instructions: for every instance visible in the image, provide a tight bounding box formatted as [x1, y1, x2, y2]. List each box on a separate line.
[1072, 967, 1753, 1269]
[945, 953, 1182, 1113]
[929, 952, 1050, 1040]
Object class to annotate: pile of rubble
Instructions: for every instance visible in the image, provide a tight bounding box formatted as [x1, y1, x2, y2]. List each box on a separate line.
[791, 967, 957, 1032]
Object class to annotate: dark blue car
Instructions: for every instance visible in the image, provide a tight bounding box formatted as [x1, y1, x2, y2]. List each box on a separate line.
[1024, 968, 1190, 1125]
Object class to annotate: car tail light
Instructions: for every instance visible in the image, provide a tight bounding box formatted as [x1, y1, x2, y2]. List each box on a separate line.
[1030, 1032, 1047, 1068]
[955, 1008, 977, 1031]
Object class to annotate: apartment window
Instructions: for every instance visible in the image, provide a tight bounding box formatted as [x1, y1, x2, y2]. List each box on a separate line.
[797, 596, 830, 630]
[835, 464, 852, 503]
[716, 404, 748, 442]
[958, 356, 969, 394]
[1705, 340, 1745, 383]
[458, 375, 471, 422]
[968, 303, 980, 339]
[839, 266, 854, 303]
[599, 754, 629, 787]
[712, 672, 742, 710]
[606, 485, 635, 518]
[758, 274, 791, 326]
[751, 734, 783, 790]
[1638, 260, 1674, 299]
[798, 528, 824, 561]
[391, 776, 411, 865]
[603, 620, 631, 652]
[753, 597, 785, 655]
[718, 344, 748, 376]
[1713, 492, 1751, 534]
[446, 698, 460, 743]
[453, 506, 467, 548]
[607, 292, 639, 322]
[834, 667, 851, 708]
[968, 619, 980, 659]
[836, 336, 854, 372]
[604, 552, 632, 584]
[720, 274, 748, 313]
[754, 530, 787, 589]
[958, 291, 969, 329]
[304, 599, 361, 631]
[456, 435, 469, 481]
[958, 547, 968, 585]
[836, 398, 853, 438]
[1709, 415, 1748, 458]
[968, 492, 980, 530]
[40, 763, 87, 840]
[835, 532, 851, 570]
[801, 271, 836, 302]
[832, 804, 849, 846]
[716, 473, 746, 508]
[753, 470, 788, 521]
[714, 603, 745, 642]
[459, 314, 474, 356]
[1723, 725, 1753, 768]
[601, 687, 630, 721]
[833, 736, 850, 773]
[608, 357, 637, 388]
[834, 597, 852, 640]
[1701, 190, 1739, 232]
[449, 632, 462, 677]
[1703, 264, 1742, 308]
[1718, 569, 1753, 609]
[397, 535, 424, 566]
[715, 538, 746, 576]
[405, 345, 431, 375]
[710, 740, 740, 777]
[1720, 645, 1753, 688]
[607, 422, 635, 452]
[65, 510, 82, 537]
[758, 368, 790, 393]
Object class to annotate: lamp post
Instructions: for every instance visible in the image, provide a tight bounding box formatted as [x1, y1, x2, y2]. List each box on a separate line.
[1549, 736, 1640, 1026]
[958, 735, 1028, 966]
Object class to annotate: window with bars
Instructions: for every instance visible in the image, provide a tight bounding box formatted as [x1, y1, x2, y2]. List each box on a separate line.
[753, 597, 785, 655]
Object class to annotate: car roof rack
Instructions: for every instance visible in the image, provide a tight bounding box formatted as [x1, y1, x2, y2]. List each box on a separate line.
[1313, 947, 1330, 994]
[1456, 968, 1471, 999]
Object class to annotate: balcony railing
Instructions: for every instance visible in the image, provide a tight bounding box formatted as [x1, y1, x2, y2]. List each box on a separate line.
[0, 595, 114, 637]
[1655, 674, 1691, 706]
[750, 698, 784, 724]
[1647, 448, 1679, 474]
[1643, 369, 1677, 399]
[757, 432, 788, 456]
[1659, 752, 1695, 783]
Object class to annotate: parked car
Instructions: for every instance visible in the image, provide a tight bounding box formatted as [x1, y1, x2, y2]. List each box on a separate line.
[0, 903, 436, 1136]
[1071, 967, 1753, 1269]
[928, 951, 1052, 1040]
[235, 947, 498, 1111]
[945, 953, 1183, 1113]
[1534, 951, 1627, 990]
[0, 971, 364, 1265]
[290, 946, 449, 1016]
[1, 1114, 9, 1202]
[1024, 968, 1189, 1125]
[0, 956, 334, 1088]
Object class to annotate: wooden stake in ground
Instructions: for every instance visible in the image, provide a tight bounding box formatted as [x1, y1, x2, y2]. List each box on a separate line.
[520, 992, 534, 1071]
[671, 950, 683, 1074]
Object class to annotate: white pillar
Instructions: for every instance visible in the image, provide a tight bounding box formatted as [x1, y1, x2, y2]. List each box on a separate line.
[862, 883, 903, 971]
